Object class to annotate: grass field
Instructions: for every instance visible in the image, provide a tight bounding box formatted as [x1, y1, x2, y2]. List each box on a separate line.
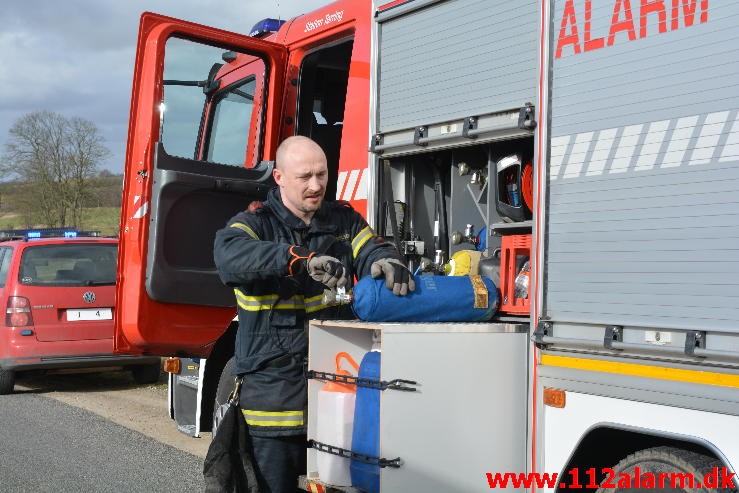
[80, 207, 121, 236]
[0, 176, 122, 236]
[0, 207, 121, 236]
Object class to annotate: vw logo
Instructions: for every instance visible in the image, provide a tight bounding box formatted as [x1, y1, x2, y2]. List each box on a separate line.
[82, 291, 96, 304]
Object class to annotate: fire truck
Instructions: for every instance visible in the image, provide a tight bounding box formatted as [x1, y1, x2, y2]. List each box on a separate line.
[116, 0, 739, 491]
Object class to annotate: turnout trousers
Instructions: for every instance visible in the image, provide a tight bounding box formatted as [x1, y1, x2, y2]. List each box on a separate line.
[247, 432, 306, 493]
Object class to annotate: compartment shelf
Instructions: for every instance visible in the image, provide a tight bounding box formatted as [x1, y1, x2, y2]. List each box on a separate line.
[306, 320, 529, 493]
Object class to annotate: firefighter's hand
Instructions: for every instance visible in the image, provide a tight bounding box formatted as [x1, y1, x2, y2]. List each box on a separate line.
[371, 258, 415, 296]
[287, 246, 347, 288]
[307, 255, 349, 288]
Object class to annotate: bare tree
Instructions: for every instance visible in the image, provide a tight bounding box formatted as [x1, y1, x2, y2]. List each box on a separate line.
[3, 111, 110, 228]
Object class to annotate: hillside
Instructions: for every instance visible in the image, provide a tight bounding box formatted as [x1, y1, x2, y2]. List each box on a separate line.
[0, 175, 123, 236]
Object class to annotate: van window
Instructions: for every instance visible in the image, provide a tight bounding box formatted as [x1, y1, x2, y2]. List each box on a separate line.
[19, 243, 118, 287]
[0, 247, 12, 287]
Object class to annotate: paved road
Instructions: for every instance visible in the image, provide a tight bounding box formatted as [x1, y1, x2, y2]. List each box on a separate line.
[14, 370, 212, 459]
[0, 391, 205, 492]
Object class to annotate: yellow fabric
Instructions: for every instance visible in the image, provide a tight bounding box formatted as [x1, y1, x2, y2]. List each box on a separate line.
[351, 226, 374, 258]
[234, 290, 351, 313]
[242, 409, 305, 427]
[234, 290, 303, 311]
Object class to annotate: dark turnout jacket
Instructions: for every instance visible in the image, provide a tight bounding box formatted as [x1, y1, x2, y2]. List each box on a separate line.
[213, 187, 401, 437]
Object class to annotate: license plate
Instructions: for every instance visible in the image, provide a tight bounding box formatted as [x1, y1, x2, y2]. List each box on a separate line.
[66, 308, 113, 321]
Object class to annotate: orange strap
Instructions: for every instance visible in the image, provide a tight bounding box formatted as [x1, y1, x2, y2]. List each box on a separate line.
[288, 246, 314, 276]
[470, 275, 489, 309]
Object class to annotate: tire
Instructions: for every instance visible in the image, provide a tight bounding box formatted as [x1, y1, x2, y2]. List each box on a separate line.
[212, 356, 238, 432]
[131, 361, 162, 385]
[596, 446, 735, 493]
[214, 356, 237, 406]
[0, 368, 15, 395]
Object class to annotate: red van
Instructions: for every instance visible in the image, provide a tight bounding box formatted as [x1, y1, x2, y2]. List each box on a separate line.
[0, 232, 161, 394]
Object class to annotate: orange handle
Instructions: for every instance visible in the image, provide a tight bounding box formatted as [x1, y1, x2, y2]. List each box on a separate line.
[335, 352, 359, 374]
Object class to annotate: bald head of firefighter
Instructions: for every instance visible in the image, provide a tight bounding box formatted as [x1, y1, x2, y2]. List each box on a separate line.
[273, 135, 329, 225]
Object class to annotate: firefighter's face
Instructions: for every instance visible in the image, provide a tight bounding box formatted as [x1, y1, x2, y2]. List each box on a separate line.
[274, 137, 328, 223]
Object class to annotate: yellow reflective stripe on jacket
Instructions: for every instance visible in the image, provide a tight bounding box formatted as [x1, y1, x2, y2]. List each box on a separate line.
[352, 226, 374, 258]
[229, 222, 260, 240]
[234, 290, 304, 311]
[234, 290, 350, 313]
[242, 409, 305, 427]
[305, 293, 327, 314]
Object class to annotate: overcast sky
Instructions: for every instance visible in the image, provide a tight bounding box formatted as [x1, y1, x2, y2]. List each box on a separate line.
[0, 0, 330, 174]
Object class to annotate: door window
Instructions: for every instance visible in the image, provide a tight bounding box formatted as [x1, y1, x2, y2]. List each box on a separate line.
[0, 247, 12, 287]
[160, 38, 266, 165]
[296, 40, 353, 201]
[161, 38, 216, 160]
[205, 78, 257, 166]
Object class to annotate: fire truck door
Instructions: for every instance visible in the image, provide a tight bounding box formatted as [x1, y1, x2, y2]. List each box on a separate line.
[116, 13, 287, 356]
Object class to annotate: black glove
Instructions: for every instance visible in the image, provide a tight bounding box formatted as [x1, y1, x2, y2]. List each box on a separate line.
[370, 258, 415, 296]
[288, 246, 348, 288]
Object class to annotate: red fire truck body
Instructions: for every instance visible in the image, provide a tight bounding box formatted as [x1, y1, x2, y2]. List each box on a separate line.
[116, 0, 739, 490]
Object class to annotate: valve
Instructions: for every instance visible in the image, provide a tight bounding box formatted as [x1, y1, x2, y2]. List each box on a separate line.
[323, 286, 353, 306]
[470, 170, 486, 187]
[433, 250, 447, 274]
[451, 224, 480, 247]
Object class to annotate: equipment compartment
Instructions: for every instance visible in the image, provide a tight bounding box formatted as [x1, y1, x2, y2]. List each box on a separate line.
[305, 320, 528, 493]
[374, 138, 534, 316]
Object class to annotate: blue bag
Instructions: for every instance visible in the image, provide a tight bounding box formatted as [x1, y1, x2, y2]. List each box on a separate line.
[352, 274, 498, 322]
[350, 351, 381, 493]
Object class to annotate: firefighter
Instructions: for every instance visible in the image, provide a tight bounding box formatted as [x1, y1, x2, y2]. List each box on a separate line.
[213, 136, 413, 492]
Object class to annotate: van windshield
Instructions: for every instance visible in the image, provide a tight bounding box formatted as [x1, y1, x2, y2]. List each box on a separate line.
[19, 243, 118, 287]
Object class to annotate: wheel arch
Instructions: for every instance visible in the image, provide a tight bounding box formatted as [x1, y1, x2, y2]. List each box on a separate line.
[556, 422, 733, 491]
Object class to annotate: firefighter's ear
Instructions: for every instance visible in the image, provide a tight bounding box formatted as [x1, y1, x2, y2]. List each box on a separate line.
[272, 167, 283, 186]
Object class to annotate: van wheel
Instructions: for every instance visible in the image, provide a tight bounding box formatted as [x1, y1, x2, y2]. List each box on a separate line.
[596, 446, 730, 493]
[131, 362, 162, 385]
[0, 368, 15, 395]
[213, 357, 237, 433]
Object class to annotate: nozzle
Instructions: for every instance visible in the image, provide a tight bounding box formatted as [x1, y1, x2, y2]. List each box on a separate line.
[323, 287, 353, 306]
